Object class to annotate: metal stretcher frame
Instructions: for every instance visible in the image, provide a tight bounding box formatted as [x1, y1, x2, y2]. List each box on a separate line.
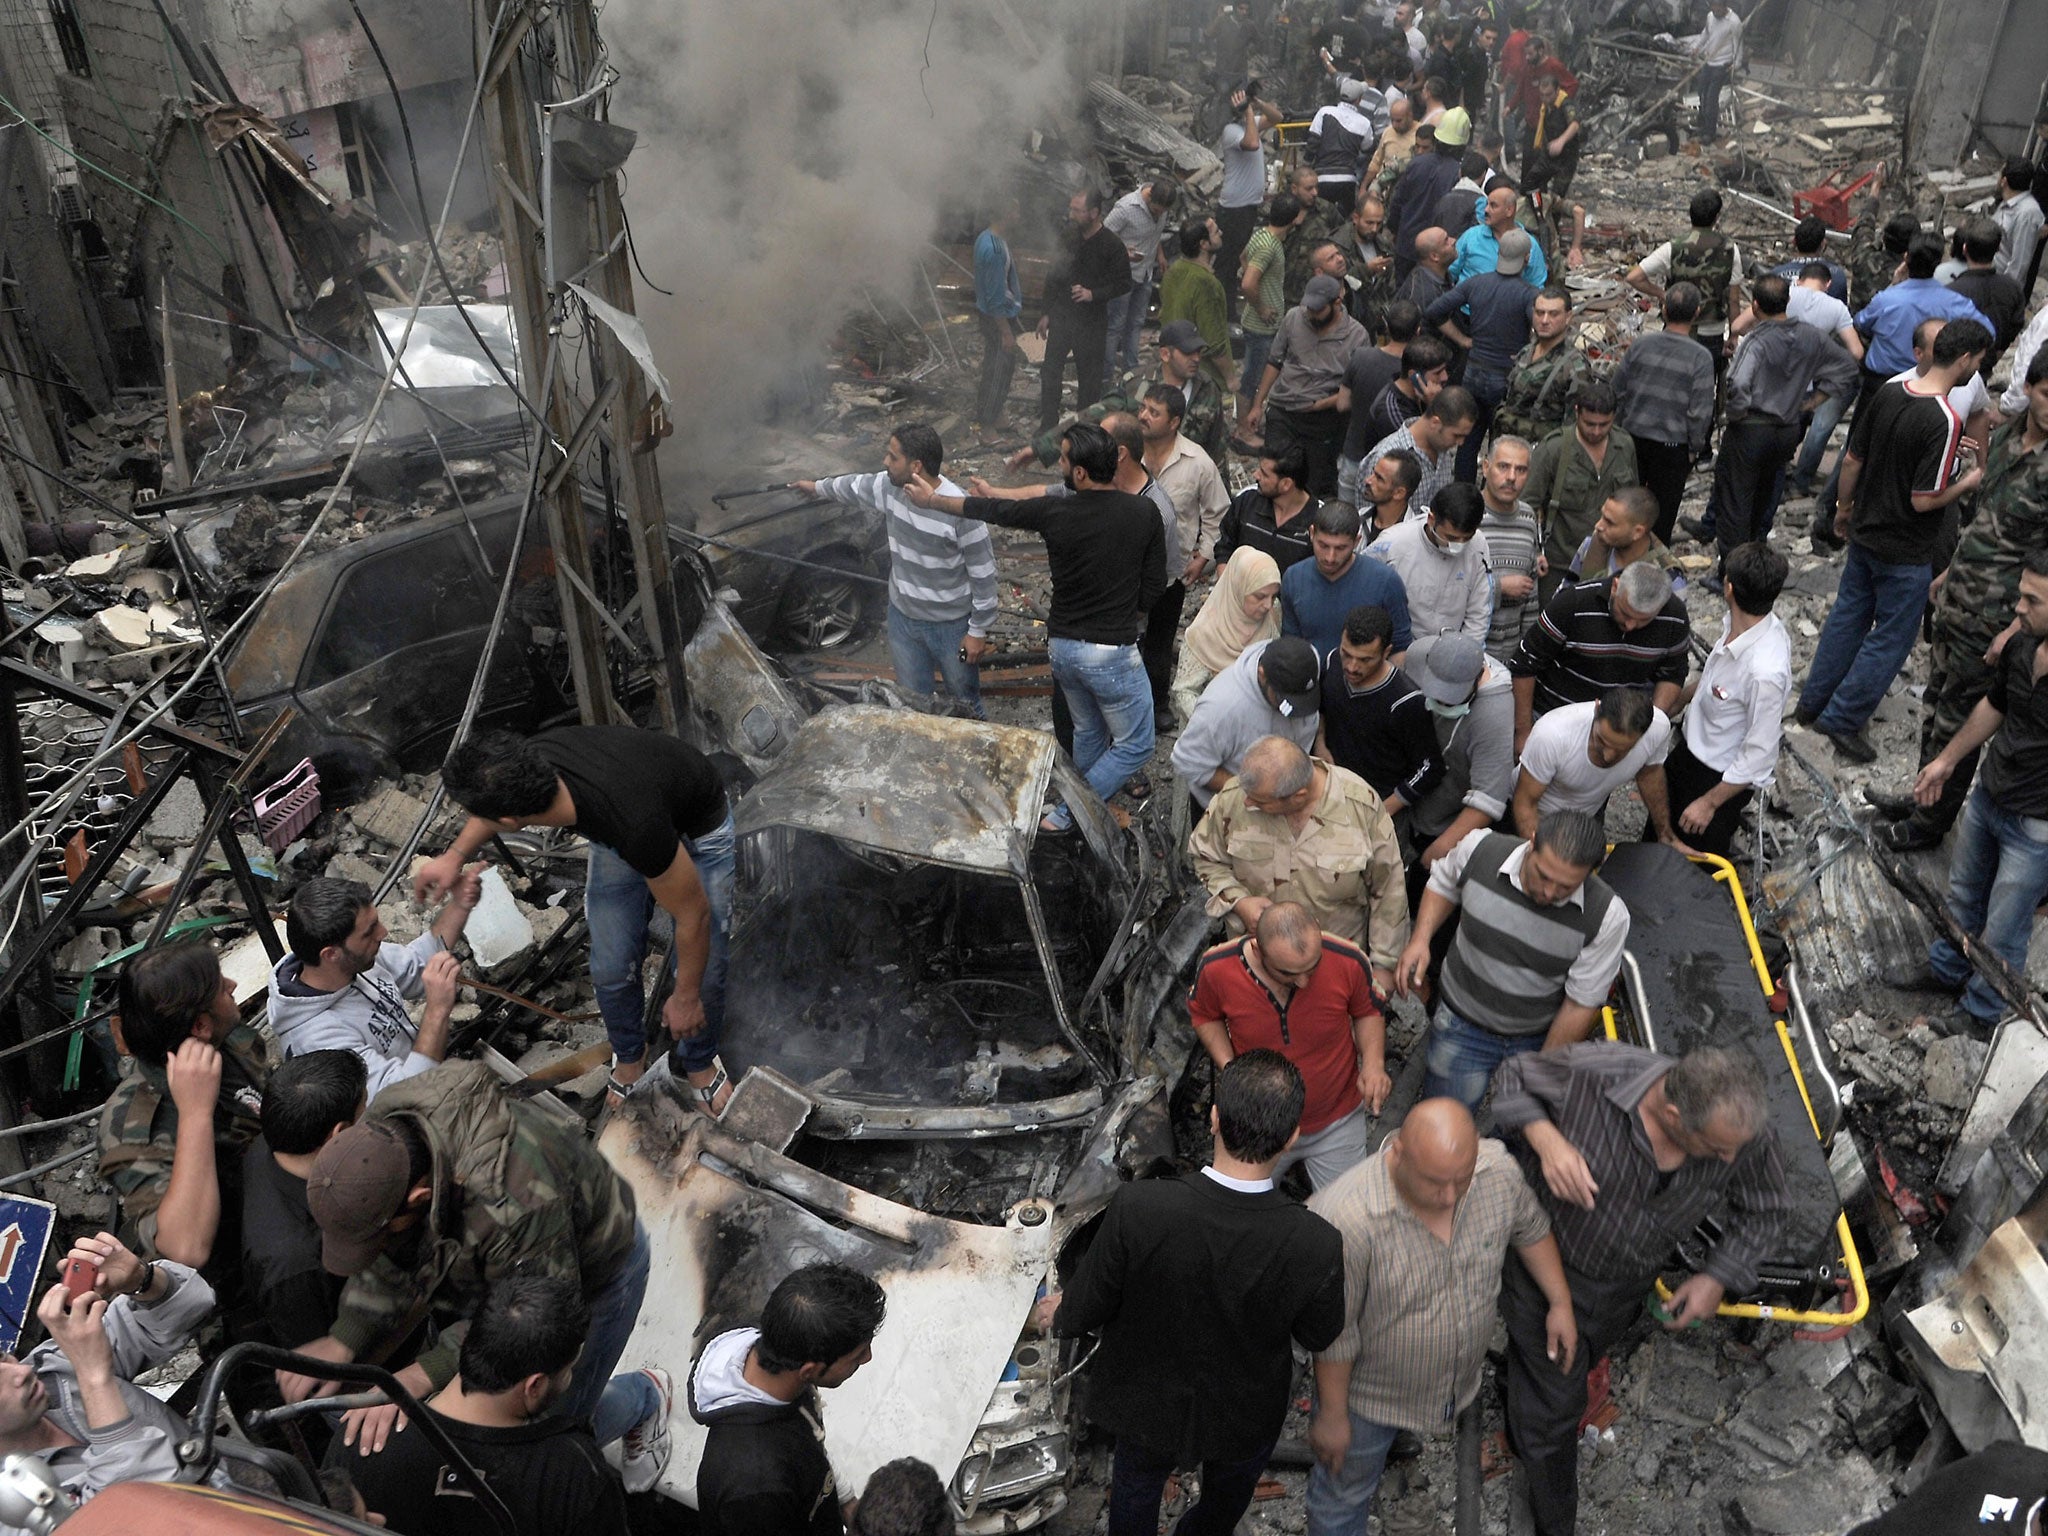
[1599, 850, 1870, 1329]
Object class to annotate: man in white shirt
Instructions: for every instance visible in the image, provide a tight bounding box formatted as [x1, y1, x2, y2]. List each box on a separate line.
[1662, 1, 1742, 145]
[1104, 180, 1181, 387]
[1998, 301, 2048, 417]
[1512, 686, 1688, 849]
[1991, 159, 2044, 285]
[1663, 542, 1791, 858]
[1364, 480, 1493, 648]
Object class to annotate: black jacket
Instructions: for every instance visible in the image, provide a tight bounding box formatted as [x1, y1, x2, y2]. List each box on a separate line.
[689, 1358, 840, 1536]
[1053, 1171, 1345, 1461]
[1047, 226, 1133, 323]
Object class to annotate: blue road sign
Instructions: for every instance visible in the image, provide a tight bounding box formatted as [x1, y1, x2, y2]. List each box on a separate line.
[0, 1195, 58, 1354]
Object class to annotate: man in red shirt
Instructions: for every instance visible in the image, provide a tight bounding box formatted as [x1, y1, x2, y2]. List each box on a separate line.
[1189, 902, 1389, 1189]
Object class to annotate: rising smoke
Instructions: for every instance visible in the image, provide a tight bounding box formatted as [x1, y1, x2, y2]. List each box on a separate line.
[601, 0, 1078, 465]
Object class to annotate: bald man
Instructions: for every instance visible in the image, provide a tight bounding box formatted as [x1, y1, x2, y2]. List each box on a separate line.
[1305, 1100, 1575, 1536]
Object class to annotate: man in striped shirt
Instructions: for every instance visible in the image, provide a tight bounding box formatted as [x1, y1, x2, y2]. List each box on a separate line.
[1508, 563, 1690, 756]
[796, 423, 998, 717]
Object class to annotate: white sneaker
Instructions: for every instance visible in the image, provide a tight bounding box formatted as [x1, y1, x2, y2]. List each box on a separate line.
[620, 1367, 674, 1494]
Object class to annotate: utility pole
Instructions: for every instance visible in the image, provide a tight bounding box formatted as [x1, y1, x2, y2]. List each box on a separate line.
[473, 0, 690, 730]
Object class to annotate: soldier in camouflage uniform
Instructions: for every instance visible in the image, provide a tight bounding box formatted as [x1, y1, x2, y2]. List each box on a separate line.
[1879, 360, 2048, 849]
[1023, 358, 1228, 472]
[1844, 210, 1918, 313]
[1493, 297, 1593, 448]
[1283, 165, 1348, 309]
[284, 1057, 642, 1420]
[98, 941, 268, 1279]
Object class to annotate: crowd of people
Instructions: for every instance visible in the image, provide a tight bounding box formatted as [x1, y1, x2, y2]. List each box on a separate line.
[22, 3, 2048, 1535]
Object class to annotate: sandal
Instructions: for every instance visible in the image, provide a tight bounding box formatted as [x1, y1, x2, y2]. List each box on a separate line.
[690, 1057, 732, 1117]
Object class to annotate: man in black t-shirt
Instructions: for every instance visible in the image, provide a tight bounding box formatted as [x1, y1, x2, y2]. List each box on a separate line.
[417, 725, 734, 1110]
[243, 1049, 365, 1350]
[1797, 320, 1990, 763]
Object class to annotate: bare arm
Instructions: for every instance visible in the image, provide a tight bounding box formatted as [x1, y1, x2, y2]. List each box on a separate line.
[1191, 1014, 1237, 1071]
[413, 816, 500, 903]
[1512, 674, 1537, 754]
[1541, 1000, 1602, 1051]
[1510, 768, 1546, 839]
[1622, 265, 1661, 302]
[1513, 1233, 1579, 1371]
[1635, 762, 1689, 847]
[647, 848, 713, 1041]
[1916, 695, 2007, 805]
[152, 1040, 223, 1267]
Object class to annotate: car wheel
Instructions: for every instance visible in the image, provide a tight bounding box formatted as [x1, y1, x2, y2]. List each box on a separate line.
[775, 552, 880, 651]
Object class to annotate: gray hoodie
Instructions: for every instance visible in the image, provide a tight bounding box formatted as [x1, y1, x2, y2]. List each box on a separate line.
[3, 1262, 222, 1531]
[1411, 657, 1517, 840]
[267, 933, 445, 1097]
[1172, 640, 1320, 808]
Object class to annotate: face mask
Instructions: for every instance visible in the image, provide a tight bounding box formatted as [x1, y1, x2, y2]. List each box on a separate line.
[1427, 698, 1472, 720]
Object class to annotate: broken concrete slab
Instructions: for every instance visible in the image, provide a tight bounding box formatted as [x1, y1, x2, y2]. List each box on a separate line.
[144, 778, 208, 845]
[348, 785, 432, 848]
[1727, 1377, 1834, 1466]
[1923, 1034, 1989, 1111]
[1721, 1455, 1888, 1534]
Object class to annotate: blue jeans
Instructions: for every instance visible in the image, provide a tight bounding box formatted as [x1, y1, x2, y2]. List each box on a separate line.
[1797, 542, 1930, 736]
[1048, 638, 1155, 827]
[1306, 1413, 1403, 1536]
[1930, 785, 2048, 1026]
[592, 1368, 663, 1448]
[1106, 279, 1155, 383]
[1459, 363, 1509, 483]
[1239, 331, 1274, 403]
[1792, 388, 1850, 488]
[1422, 1004, 1544, 1111]
[1109, 1436, 1275, 1536]
[559, 1222, 651, 1425]
[886, 604, 984, 715]
[588, 814, 735, 1073]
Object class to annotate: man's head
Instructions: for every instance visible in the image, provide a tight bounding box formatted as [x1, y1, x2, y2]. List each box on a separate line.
[1387, 94, 1414, 132]
[285, 877, 383, 978]
[1421, 74, 1450, 110]
[1881, 210, 1921, 257]
[2000, 157, 2035, 199]
[1904, 231, 1945, 281]
[1368, 450, 1422, 520]
[1532, 287, 1572, 340]
[1594, 487, 1658, 553]
[1588, 687, 1654, 767]
[1352, 196, 1385, 244]
[1099, 412, 1146, 479]
[1792, 214, 1827, 257]
[1067, 187, 1104, 233]
[309, 1117, 435, 1274]
[1661, 280, 1702, 328]
[1414, 227, 1453, 271]
[1416, 386, 1478, 456]
[1611, 559, 1672, 631]
[1256, 445, 1310, 502]
[1724, 541, 1788, 618]
[1428, 481, 1485, 547]
[1303, 273, 1347, 327]
[757, 1263, 888, 1388]
[1523, 809, 1606, 905]
[1909, 316, 1944, 369]
[1417, 635, 1485, 714]
[262, 1050, 367, 1159]
[1387, 1098, 1479, 1216]
[1239, 735, 1317, 814]
[1158, 319, 1205, 383]
[1960, 214, 2003, 267]
[1653, 1048, 1770, 1163]
[1381, 297, 1423, 347]
[1751, 272, 1790, 318]
[1309, 499, 1362, 580]
[1257, 636, 1322, 720]
[1338, 605, 1396, 687]
[1145, 179, 1181, 219]
[1484, 185, 1518, 234]
[1252, 901, 1324, 986]
[852, 1460, 953, 1536]
[458, 1275, 589, 1417]
[442, 732, 561, 826]
[1495, 227, 1533, 278]
[1402, 334, 1454, 399]
[117, 942, 238, 1069]
[1795, 261, 1833, 290]
[883, 424, 943, 487]
[1289, 165, 1321, 206]
[1688, 189, 1723, 230]
[1178, 218, 1221, 260]
[1572, 380, 1616, 450]
[2016, 549, 2048, 637]
[1267, 191, 1306, 232]
[1212, 1049, 1306, 1166]
[2025, 346, 2048, 435]
[1138, 383, 1187, 445]
[1483, 435, 1532, 508]
[1930, 318, 1993, 379]
[1309, 241, 1349, 284]
[1476, 21, 1499, 51]
[1061, 421, 1119, 490]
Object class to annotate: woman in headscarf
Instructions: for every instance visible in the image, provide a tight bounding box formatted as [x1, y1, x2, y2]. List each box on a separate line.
[1170, 548, 1283, 726]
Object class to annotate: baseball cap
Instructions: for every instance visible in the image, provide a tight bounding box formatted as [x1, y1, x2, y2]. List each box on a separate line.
[1417, 636, 1485, 705]
[1303, 273, 1345, 311]
[1339, 77, 1367, 104]
[1436, 107, 1473, 147]
[1159, 319, 1207, 354]
[308, 1120, 414, 1276]
[1259, 637, 1322, 719]
[1496, 227, 1532, 275]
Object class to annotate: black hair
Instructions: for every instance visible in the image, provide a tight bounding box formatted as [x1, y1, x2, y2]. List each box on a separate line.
[1881, 211, 1921, 255]
[1932, 318, 1993, 367]
[1377, 448, 1424, 499]
[1797, 261, 1833, 284]
[1663, 281, 1701, 324]
[1342, 605, 1394, 649]
[262, 1050, 367, 1156]
[1792, 215, 1827, 254]
[2028, 348, 2048, 388]
[1688, 189, 1723, 228]
[2025, 548, 2048, 580]
[1533, 808, 1605, 868]
[1263, 442, 1310, 488]
[1178, 222, 1211, 258]
[1214, 1049, 1306, 1163]
[1961, 215, 2003, 265]
[391, 1116, 434, 1193]
[1535, 284, 1573, 311]
[2003, 158, 2035, 195]
[1313, 500, 1361, 539]
[1403, 334, 1452, 375]
[1382, 299, 1423, 343]
[1594, 686, 1654, 738]
[851, 1460, 953, 1536]
[1142, 383, 1187, 424]
[442, 731, 560, 820]
[1422, 74, 1451, 103]
[892, 422, 944, 478]
[1905, 231, 1944, 281]
[1428, 384, 1478, 425]
[756, 1263, 888, 1374]
[1575, 379, 1617, 416]
[1077, 186, 1104, 215]
[1062, 421, 1119, 484]
[117, 942, 223, 1068]
[1267, 192, 1305, 229]
[1460, 150, 1490, 181]
[286, 877, 373, 966]
[1752, 273, 1790, 316]
[1147, 178, 1181, 210]
[1609, 486, 1659, 528]
[1723, 541, 1789, 614]
[1432, 480, 1485, 534]
[458, 1275, 590, 1394]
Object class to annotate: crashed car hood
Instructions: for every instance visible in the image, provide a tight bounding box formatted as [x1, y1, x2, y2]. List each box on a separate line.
[599, 1098, 1053, 1504]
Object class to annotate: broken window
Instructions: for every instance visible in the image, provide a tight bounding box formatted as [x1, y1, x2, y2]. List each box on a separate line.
[47, 0, 89, 75]
[302, 534, 496, 689]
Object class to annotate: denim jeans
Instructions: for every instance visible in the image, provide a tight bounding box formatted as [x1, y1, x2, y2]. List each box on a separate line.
[1422, 1004, 1543, 1111]
[1930, 785, 2048, 1026]
[1238, 331, 1274, 404]
[591, 1367, 663, 1448]
[976, 312, 1018, 431]
[1792, 387, 1850, 488]
[1797, 542, 1931, 736]
[886, 603, 983, 715]
[558, 1221, 650, 1425]
[1109, 1436, 1275, 1536]
[1305, 1412, 1403, 1536]
[1458, 363, 1509, 483]
[1106, 278, 1155, 384]
[1697, 63, 1729, 140]
[1048, 638, 1155, 828]
[588, 814, 735, 1072]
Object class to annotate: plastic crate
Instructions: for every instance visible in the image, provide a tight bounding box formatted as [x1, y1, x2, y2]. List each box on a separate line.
[253, 758, 321, 851]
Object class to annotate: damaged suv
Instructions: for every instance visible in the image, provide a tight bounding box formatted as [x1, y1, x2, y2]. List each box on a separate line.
[598, 706, 1210, 1528]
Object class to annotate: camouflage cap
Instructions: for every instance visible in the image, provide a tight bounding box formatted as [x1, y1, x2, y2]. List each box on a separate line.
[308, 1119, 411, 1275]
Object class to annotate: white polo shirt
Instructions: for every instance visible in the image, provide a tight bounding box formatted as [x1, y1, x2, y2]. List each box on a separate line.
[1519, 699, 1672, 814]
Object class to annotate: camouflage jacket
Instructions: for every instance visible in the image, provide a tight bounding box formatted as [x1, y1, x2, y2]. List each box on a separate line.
[327, 1059, 638, 1387]
[1493, 338, 1594, 446]
[98, 1024, 269, 1260]
[1283, 199, 1349, 308]
[1031, 370, 1228, 471]
[1934, 421, 2048, 643]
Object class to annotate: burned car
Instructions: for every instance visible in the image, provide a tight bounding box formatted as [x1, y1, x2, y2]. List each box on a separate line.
[599, 706, 1211, 1528]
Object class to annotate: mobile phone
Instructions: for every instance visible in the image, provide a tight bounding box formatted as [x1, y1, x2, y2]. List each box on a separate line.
[62, 1258, 99, 1299]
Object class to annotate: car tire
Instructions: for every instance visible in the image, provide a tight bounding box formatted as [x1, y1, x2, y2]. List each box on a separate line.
[774, 550, 882, 652]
